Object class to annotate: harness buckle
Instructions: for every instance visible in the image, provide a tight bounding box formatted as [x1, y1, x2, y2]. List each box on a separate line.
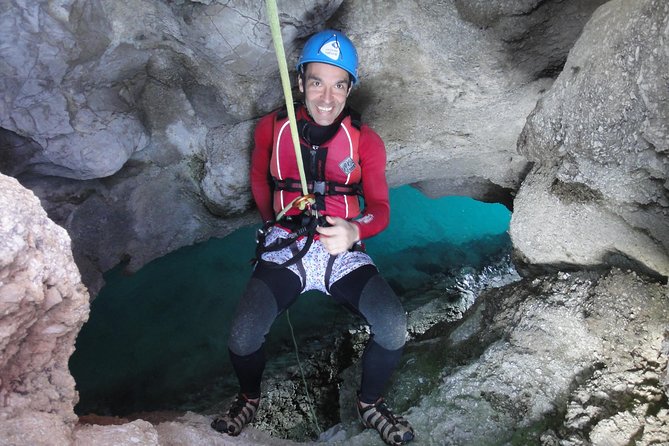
[313, 181, 326, 195]
[255, 224, 273, 244]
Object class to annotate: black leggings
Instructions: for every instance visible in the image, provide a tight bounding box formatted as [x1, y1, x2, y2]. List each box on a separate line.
[228, 262, 407, 403]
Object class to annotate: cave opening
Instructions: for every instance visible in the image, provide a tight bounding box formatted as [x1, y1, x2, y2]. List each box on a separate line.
[69, 185, 514, 423]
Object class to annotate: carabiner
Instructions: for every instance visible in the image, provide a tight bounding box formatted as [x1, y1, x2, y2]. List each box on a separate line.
[292, 193, 315, 210]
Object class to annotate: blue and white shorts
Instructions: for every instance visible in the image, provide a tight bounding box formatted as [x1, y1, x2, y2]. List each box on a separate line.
[260, 226, 375, 294]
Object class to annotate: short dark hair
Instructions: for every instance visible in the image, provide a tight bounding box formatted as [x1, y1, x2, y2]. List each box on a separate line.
[298, 63, 353, 88]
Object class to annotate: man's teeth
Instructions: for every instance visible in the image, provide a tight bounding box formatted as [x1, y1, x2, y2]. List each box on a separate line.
[318, 106, 333, 112]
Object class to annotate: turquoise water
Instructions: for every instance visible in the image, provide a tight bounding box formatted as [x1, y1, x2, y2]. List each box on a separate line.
[69, 186, 511, 415]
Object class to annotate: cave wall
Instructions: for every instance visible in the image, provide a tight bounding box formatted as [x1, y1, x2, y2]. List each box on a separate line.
[0, 0, 668, 445]
[1, 0, 343, 294]
[510, 0, 669, 278]
[0, 175, 89, 445]
[1, 0, 607, 294]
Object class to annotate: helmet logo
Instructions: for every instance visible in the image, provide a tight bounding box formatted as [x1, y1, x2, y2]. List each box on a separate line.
[319, 39, 341, 61]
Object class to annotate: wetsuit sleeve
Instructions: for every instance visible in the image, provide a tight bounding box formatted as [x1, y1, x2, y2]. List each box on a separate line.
[250, 113, 276, 223]
[354, 125, 390, 240]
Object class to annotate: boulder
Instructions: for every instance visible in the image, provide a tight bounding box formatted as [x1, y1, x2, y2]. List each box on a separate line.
[0, 174, 89, 444]
[511, 0, 669, 278]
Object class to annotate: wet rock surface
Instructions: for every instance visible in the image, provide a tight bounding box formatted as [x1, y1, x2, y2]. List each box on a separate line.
[201, 268, 668, 446]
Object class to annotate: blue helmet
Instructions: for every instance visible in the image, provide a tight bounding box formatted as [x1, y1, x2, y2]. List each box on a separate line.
[296, 30, 359, 84]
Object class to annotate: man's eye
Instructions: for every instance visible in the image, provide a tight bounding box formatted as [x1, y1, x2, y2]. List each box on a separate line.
[311, 81, 320, 87]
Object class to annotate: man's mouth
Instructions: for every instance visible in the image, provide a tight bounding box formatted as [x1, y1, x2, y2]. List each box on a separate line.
[317, 105, 333, 113]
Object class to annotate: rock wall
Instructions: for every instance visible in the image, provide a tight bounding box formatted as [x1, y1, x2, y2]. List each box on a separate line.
[0, 0, 606, 294]
[0, 175, 89, 445]
[0, 0, 343, 294]
[511, 0, 669, 279]
[397, 269, 669, 446]
[1, 0, 669, 445]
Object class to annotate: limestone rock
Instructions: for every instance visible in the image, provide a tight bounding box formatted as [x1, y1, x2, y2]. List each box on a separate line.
[335, 1, 542, 197]
[547, 270, 669, 445]
[0, 412, 73, 446]
[0, 1, 151, 179]
[386, 269, 669, 445]
[0, 0, 341, 294]
[454, 0, 607, 78]
[0, 0, 603, 294]
[74, 419, 160, 446]
[0, 174, 89, 444]
[511, 0, 669, 278]
[153, 412, 301, 446]
[201, 120, 255, 216]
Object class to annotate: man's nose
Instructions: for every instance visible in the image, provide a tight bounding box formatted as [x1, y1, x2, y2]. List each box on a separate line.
[323, 87, 333, 102]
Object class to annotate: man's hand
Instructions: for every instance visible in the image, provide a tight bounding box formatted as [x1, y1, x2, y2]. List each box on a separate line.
[317, 215, 360, 255]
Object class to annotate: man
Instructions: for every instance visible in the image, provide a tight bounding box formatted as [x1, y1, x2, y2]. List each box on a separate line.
[211, 30, 414, 446]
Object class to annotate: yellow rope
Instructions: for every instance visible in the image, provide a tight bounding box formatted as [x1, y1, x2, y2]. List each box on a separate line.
[265, 0, 312, 211]
[265, 2, 322, 436]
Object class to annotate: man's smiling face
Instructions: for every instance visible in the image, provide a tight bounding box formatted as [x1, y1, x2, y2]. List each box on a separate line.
[299, 62, 351, 126]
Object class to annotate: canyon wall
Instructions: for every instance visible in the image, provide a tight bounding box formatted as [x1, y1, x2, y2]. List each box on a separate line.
[0, 0, 667, 445]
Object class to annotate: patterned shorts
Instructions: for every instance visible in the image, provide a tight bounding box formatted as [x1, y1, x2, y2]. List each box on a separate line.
[260, 226, 375, 294]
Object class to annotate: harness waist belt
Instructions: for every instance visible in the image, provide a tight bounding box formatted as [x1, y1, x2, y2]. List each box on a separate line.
[273, 178, 361, 196]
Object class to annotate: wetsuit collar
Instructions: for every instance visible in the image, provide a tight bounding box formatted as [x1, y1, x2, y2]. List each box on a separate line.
[298, 105, 349, 146]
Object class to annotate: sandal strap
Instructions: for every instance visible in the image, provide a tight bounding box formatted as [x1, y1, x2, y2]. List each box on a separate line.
[358, 398, 415, 445]
[211, 393, 259, 436]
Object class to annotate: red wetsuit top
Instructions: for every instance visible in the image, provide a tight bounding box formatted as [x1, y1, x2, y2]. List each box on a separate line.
[251, 105, 390, 240]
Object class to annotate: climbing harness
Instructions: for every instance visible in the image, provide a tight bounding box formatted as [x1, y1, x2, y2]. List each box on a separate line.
[254, 213, 323, 269]
[253, 105, 365, 269]
[259, 12, 364, 269]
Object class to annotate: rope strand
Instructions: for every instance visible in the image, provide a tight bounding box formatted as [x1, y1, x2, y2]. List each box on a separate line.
[286, 309, 322, 435]
[265, 0, 310, 198]
[266, 0, 322, 436]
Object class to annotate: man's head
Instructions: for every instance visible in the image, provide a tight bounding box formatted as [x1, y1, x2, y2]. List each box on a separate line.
[298, 62, 350, 126]
[296, 30, 358, 126]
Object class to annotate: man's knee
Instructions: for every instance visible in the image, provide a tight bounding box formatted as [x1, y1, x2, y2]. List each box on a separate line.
[227, 278, 278, 356]
[358, 274, 407, 351]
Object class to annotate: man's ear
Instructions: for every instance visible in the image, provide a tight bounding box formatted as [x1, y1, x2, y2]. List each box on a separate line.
[298, 74, 304, 93]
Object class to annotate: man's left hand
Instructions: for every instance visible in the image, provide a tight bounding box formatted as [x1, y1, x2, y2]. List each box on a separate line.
[316, 216, 360, 255]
